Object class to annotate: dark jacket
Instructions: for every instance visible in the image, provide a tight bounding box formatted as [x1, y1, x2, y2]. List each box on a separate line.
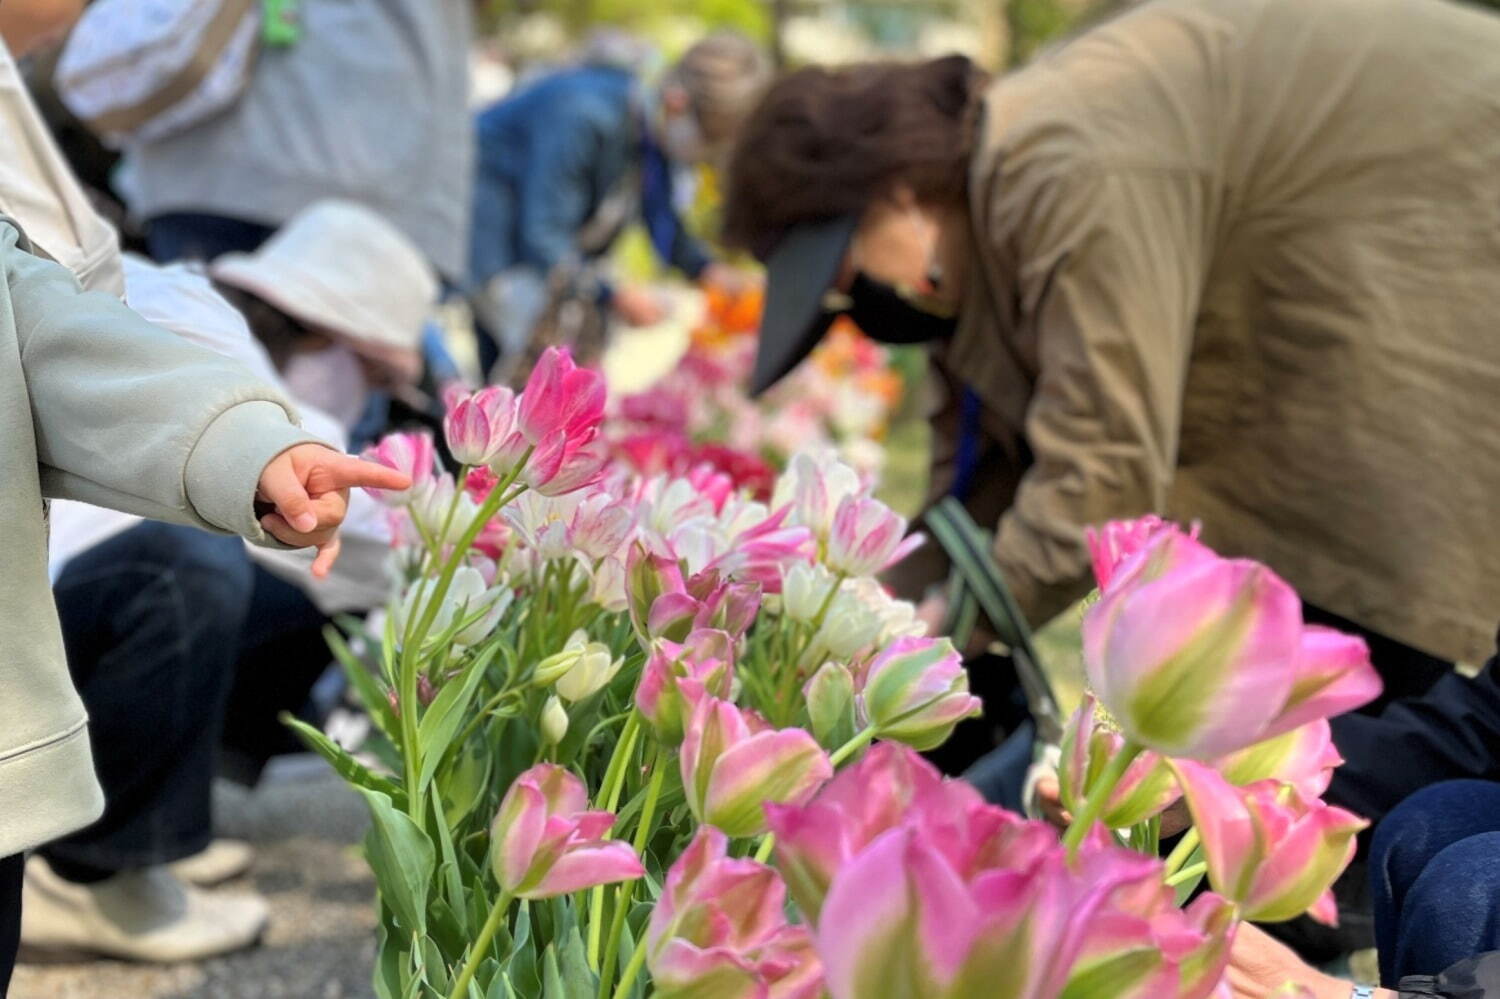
[468, 64, 710, 289]
[1329, 647, 1500, 833]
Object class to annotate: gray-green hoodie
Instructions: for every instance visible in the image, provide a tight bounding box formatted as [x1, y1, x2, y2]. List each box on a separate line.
[0, 216, 318, 858]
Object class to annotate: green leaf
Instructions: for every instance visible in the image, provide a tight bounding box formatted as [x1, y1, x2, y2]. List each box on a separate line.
[326, 623, 399, 739]
[418, 645, 500, 793]
[283, 714, 405, 807]
[485, 972, 517, 999]
[442, 736, 493, 830]
[431, 794, 469, 937]
[541, 944, 565, 999]
[1172, 844, 1207, 907]
[358, 788, 435, 936]
[557, 925, 596, 998]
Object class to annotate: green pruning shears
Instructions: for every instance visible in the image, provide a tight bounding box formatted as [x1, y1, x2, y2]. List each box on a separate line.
[926, 496, 1065, 745]
[261, 0, 301, 46]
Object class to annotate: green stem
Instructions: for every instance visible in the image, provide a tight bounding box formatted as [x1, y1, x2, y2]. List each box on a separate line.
[775, 573, 847, 724]
[609, 932, 650, 999]
[829, 726, 877, 768]
[1163, 827, 1201, 877]
[753, 834, 776, 864]
[588, 714, 642, 967]
[598, 749, 667, 999]
[1061, 740, 1142, 859]
[1164, 861, 1207, 889]
[447, 888, 513, 999]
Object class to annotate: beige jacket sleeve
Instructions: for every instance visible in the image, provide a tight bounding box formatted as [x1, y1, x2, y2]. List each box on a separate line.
[989, 155, 1207, 626]
[5, 220, 319, 541]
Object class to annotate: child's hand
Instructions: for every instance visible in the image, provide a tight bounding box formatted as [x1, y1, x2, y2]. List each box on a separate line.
[256, 444, 411, 577]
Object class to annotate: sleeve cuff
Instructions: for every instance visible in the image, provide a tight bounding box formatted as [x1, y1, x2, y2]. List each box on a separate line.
[183, 400, 323, 540]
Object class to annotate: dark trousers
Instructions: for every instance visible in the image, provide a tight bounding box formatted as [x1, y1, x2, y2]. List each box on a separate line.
[45, 523, 255, 872]
[46, 523, 339, 874]
[145, 212, 276, 264]
[0, 853, 20, 997]
[1372, 780, 1500, 984]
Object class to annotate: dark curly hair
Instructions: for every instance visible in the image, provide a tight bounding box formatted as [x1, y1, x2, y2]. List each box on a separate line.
[721, 55, 987, 260]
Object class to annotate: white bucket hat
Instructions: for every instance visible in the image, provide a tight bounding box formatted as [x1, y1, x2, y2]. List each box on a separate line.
[210, 199, 437, 381]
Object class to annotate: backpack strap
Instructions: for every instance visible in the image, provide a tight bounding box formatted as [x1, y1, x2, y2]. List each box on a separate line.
[925, 496, 1065, 743]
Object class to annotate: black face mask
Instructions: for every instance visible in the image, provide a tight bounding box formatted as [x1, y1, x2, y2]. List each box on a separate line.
[840, 271, 960, 345]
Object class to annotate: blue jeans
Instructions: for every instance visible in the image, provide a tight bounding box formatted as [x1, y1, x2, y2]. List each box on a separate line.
[44, 523, 254, 872]
[1371, 779, 1500, 984]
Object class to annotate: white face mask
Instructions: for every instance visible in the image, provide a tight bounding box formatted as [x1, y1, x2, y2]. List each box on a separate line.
[281, 342, 370, 431]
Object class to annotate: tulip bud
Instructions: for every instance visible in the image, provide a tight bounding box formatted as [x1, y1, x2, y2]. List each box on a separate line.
[360, 431, 437, 506]
[636, 630, 735, 746]
[553, 642, 622, 703]
[648, 827, 825, 999]
[805, 662, 855, 747]
[857, 637, 982, 751]
[782, 563, 838, 623]
[1214, 718, 1343, 798]
[1170, 760, 1367, 925]
[489, 764, 643, 899]
[825, 495, 923, 577]
[681, 695, 832, 838]
[540, 696, 569, 746]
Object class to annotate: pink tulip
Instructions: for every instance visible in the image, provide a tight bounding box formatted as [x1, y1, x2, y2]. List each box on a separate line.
[771, 451, 862, 541]
[704, 505, 816, 595]
[1214, 719, 1344, 798]
[648, 827, 825, 999]
[681, 695, 832, 837]
[1083, 531, 1382, 759]
[1170, 761, 1367, 925]
[636, 630, 736, 746]
[855, 636, 981, 751]
[444, 385, 523, 468]
[525, 430, 609, 497]
[816, 825, 1130, 999]
[766, 742, 1021, 922]
[1084, 548, 1304, 760]
[686, 463, 736, 513]
[488, 764, 644, 900]
[1067, 881, 1237, 999]
[517, 347, 607, 444]
[568, 490, 636, 562]
[361, 431, 437, 506]
[1059, 693, 1179, 829]
[824, 495, 924, 577]
[1085, 516, 1203, 592]
[627, 543, 689, 639]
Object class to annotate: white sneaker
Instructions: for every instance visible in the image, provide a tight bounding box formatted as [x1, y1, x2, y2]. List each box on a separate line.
[20, 856, 269, 963]
[168, 839, 255, 887]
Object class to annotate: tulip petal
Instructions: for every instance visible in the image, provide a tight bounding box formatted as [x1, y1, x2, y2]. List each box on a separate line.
[521, 841, 645, 899]
[1259, 627, 1383, 740]
[703, 729, 833, 837]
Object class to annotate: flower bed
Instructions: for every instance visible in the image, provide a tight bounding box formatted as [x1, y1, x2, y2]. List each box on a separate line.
[313, 347, 1379, 999]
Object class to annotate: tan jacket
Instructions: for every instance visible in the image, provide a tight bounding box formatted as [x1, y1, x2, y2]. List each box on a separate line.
[0, 218, 316, 858]
[922, 0, 1500, 665]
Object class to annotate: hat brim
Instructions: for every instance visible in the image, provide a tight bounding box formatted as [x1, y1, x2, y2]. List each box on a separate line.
[211, 254, 422, 382]
[749, 215, 858, 397]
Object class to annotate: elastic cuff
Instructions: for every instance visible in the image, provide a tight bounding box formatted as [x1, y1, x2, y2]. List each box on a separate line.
[183, 400, 321, 540]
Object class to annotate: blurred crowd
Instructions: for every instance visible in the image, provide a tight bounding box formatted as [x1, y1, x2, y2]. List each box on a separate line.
[0, 1, 1497, 998]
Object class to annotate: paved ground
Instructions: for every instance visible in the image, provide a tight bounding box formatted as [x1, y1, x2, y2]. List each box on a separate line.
[11, 759, 378, 999]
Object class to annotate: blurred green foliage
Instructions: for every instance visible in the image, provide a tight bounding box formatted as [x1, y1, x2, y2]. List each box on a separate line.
[479, 0, 770, 50]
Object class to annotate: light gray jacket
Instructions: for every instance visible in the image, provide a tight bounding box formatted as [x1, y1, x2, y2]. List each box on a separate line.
[0, 216, 316, 858]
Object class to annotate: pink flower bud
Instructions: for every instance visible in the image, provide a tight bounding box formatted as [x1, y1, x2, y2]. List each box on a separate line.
[856, 637, 981, 751]
[680, 695, 832, 838]
[488, 764, 644, 900]
[360, 431, 437, 506]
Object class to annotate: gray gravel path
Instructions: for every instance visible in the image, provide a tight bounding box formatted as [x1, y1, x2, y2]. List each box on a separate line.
[11, 758, 378, 999]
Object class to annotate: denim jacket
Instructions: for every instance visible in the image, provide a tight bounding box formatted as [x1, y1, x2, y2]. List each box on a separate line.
[468, 64, 710, 291]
